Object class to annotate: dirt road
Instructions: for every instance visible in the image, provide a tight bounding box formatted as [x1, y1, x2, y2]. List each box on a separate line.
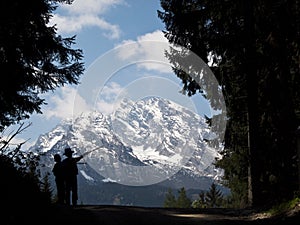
[44, 205, 299, 225]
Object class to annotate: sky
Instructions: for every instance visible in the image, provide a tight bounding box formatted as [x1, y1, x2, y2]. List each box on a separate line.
[8, 0, 218, 150]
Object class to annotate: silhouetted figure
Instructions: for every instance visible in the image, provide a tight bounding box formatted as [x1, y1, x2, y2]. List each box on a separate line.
[52, 153, 65, 204]
[62, 147, 83, 206]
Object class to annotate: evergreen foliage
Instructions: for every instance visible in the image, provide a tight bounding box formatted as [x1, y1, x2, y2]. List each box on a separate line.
[163, 188, 177, 208]
[0, 124, 54, 222]
[0, 0, 84, 131]
[41, 172, 53, 204]
[163, 187, 192, 208]
[0, 150, 51, 224]
[205, 183, 223, 208]
[158, 0, 300, 207]
[176, 187, 192, 208]
[0, 0, 83, 222]
[192, 183, 224, 208]
[192, 191, 206, 208]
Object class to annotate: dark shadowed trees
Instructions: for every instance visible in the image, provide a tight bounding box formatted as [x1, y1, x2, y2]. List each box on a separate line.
[0, 0, 83, 222]
[192, 183, 224, 208]
[0, 0, 84, 132]
[205, 183, 223, 208]
[158, 0, 300, 207]
[164, 187, 192, 208]
[163, 188, 177, 208]
[176, 187, 192, 208]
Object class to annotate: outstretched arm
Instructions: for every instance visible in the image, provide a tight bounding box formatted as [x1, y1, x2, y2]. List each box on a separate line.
[74, 155, 83, 163]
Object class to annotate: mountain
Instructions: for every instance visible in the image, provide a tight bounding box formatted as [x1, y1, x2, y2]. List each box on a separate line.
[31, 97, 228, 206]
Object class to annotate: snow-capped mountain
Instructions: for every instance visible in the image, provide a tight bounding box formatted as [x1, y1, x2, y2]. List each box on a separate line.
[31, 97, 226, 206]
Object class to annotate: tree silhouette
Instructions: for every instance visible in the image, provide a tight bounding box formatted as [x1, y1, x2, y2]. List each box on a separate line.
[176, 187, 192, 208]
[158, 0, 300, 207]
[164, 187, 192, 208]
[192, 184, 224, 208]
[205, 183, 223, 208]
[0, 1, 83, 222]
[163, 188, 176, 208]
[0, 151, 51, 224]
[192, 191, 207, 208]
[0, 0, 84, 131]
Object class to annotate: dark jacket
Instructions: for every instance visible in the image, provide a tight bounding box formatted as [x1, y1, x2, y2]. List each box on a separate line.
[62, 156, 83, 178]
[52, 162, 64, 181]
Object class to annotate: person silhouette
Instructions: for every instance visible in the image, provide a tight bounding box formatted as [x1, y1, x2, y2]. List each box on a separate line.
[62, 147, 83, 206]
[52, 153, 65, 204]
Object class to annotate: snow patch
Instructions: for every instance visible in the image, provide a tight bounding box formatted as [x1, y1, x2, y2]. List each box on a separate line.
[80, 170, 94, 181]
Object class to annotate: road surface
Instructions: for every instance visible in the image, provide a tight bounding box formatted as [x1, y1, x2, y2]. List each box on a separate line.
[44, 204, 299, 225]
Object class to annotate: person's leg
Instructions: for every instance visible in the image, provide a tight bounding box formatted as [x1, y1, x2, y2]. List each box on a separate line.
[65, 181, 71, 206]
[57, 180, 65, 204]
[71, 176, 78, 206]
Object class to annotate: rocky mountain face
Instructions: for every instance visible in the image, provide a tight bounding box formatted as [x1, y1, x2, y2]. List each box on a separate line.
[31, 97, 227, 206]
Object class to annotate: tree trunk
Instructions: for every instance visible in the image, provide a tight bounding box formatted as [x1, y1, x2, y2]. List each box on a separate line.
[244, 0, 262, 207]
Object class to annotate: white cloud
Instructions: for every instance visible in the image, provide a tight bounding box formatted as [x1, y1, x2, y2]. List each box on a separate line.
[50, 0, 124, 39]
[136, 30, 167, 43]
[99, 82, 124, 101]
[96, 82, 125, 115]
[43, 86, 91, 120]
[115, 30, 174, 73]
[52, 14, 121, 39]
[116, 30, 168, 59]
[96, 100, 119, 115]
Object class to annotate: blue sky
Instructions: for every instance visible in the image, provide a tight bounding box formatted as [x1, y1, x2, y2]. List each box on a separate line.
[10, 0, 216, 150]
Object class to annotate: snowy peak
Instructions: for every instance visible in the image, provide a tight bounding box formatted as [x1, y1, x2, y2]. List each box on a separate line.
[112, 97, 212, 167]
[33, 97, 223, 187]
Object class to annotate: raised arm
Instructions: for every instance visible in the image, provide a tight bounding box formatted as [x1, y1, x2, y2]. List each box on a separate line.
[74, 155, 83, 163]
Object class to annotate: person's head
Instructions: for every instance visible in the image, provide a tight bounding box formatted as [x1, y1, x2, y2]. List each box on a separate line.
[54, 154, 61, 162]
[63, 147, 74, 158]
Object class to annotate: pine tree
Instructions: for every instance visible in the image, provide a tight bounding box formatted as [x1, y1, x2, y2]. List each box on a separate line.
[0, 0, 84, 131]
[41, 172, 53, 204]
[192, 191, 207, 208]
[176, 187, 192, 208]
[205, 183, 223, 208]
[163, 188, 177, 208]
[158, 0, 300, 207]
